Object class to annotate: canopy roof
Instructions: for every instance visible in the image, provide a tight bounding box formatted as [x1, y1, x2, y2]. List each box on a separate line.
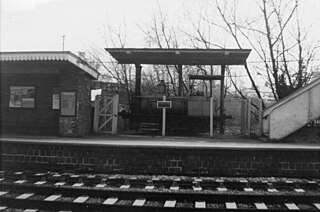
[0, 51, 99, 78]
[105, 48, 251, 65]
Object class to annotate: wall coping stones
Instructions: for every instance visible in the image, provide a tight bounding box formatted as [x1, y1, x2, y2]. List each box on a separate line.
[1, 137, 320, 151]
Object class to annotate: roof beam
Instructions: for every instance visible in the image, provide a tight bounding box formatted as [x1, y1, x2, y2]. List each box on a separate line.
[189, 75, 223, 80]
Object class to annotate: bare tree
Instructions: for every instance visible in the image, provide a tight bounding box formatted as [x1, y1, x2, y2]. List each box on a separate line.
[139, 2, 191, 96]
[212, 0, 265, 107]
[88, 23, 134, 104]
[214, 0, 319, 101]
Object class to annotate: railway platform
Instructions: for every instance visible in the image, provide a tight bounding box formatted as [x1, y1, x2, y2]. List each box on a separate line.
[1, 134, 319, 178]
[1, 134, 319, 150]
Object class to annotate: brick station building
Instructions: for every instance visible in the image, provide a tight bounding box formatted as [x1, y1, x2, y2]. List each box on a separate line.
[0, 51, 99, 136]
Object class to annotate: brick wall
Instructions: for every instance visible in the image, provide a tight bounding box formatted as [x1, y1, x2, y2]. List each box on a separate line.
[1, 141, 319, 178]
[0, 70, 60, 135]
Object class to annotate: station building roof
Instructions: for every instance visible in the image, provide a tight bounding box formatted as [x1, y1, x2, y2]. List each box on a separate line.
[105, 48, 251, 65]
[0, 51, 99, 78]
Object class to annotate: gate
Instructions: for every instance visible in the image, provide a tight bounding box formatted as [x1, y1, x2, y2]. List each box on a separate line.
[93, 94, 119, 134]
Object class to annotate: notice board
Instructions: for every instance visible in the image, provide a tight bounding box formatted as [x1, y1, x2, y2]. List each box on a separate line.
[61, 91, 76, 116]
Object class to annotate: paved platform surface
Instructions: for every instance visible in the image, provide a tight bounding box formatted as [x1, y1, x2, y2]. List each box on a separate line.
[1, 134, 319, 150]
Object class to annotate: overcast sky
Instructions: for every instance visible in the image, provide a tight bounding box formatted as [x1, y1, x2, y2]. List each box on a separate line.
[1, 0, 320, 54]
[1, 0, 320, 95]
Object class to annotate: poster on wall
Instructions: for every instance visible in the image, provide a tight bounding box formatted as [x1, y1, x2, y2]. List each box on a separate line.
[52, 94, 60, 109]
[60, 91, 76, 116]
[9, 86, 35, 108]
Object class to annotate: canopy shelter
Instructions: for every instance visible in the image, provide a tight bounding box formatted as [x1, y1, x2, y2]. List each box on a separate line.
[105, 48, 251, 133]
[105, 48, 251, 95]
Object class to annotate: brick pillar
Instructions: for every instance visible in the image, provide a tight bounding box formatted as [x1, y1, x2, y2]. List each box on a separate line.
[58, 68, 92, 137]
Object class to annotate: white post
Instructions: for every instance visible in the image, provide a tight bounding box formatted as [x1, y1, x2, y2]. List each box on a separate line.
[93, 95, 100, 132]
[210, 97, 214, 137]
[162, 95, 166, 136]
[112, 94, 119, 135]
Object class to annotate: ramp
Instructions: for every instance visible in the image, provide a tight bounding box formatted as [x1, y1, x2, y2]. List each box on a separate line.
[263, 77, 320, 140]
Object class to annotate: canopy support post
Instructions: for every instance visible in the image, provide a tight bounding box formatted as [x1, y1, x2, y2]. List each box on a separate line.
[219, 65, 225, 134]
[178, 64, 183, 96]
[135, 64, 142, 96]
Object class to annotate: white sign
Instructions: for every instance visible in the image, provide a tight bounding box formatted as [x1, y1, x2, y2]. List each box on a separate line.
[52, 94, 60, 109]
[157, 101, 172, 108]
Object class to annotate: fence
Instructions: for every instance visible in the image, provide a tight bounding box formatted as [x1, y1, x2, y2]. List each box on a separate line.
[241, 98, 263, 136]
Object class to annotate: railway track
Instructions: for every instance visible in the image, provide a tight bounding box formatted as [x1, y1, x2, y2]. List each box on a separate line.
[1, 170, 320, 211]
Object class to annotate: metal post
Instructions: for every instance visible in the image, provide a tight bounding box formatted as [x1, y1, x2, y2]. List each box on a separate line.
[178, 64, 183, 96]
[210, 97, 214, 137]
[93, 95, 100, 132]
[162, 95, 166, 136]
[219, 65, 225, 134]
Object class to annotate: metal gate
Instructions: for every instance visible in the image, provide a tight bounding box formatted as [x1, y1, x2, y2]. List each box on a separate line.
[93, 94, 119, 134]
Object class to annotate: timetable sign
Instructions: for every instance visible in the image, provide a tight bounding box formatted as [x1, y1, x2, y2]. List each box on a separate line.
[157, 101, 172, 108]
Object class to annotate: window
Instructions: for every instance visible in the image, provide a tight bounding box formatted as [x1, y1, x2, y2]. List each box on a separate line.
[9, 86, 35, 108]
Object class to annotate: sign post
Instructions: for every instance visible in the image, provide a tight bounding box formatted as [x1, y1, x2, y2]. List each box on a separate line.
[210, 97, 213, 137]
[157, 96, 172, 137]
[162, 96, 166, 136]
